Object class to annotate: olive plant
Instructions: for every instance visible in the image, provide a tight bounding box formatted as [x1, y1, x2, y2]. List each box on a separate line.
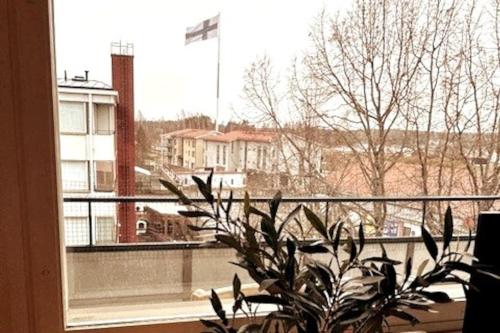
[160, 173, 497, 333]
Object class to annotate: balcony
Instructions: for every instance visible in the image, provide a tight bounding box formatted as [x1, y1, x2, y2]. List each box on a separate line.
[61, 195, 499, 331]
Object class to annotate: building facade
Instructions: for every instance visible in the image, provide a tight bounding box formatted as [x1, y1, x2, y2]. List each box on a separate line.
[58, 77, 118, 245]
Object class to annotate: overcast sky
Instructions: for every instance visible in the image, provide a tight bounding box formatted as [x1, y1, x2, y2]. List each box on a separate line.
[54, 0, 351, 122]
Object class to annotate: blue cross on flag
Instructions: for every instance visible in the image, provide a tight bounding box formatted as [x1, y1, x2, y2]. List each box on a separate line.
[185, 15, 219, 45]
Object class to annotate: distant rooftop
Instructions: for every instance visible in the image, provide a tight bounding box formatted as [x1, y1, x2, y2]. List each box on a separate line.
[57, 78, 113, 90]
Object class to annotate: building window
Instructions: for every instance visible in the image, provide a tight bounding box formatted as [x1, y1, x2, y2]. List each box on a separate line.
[257, 147, 262, 168]
[216, 145, 220, 164]
[136, 220, 147, 235]
[96, 216, 116, 243]
[223, 146, 227, 165]
[95, 161, 114, 192]
[61, 161, 89, 192]
[263, 147, 267, 169]
[59, 101, 87, 134]
[94, 104, 115, 134]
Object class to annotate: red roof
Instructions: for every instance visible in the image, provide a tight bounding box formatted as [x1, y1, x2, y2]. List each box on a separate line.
[204, 130, 276, 143]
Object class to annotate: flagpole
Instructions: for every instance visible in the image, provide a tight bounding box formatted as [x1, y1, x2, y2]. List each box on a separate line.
[215, 12, 221, 132]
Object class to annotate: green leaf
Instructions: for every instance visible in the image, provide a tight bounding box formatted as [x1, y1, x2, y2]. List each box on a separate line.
[286, 239, 296, 287]
[344, 236, 357, 263]
[159, 179, 192, 204]
[244, 191, 250, 220]
[443, 206, 453, 252]
[362, 257, 402, 265]
[332, 221, 344, 252]
[215, 234, 241, 250]
[192, 176, 214, 205]
[421, 225, 438, 261]
[207, 169, 213, 193]
[245, 294, 289, 305]
[299, 244, 329, 253]
[269, 191, 282, 221]
[177, 210, 212, 218]
[416, 258, 429, 277]
[404, 255, 413, 285]
[209, 289, 227, 325]
[353, 275, 385, 285]
[277, 204, 302, 236]
[224, 190, 233, 215]
[303, 206, 328, 239]
[187, 225, 220, 232]
[358, 222, 365, 254]
[259, 279, 279, 291]
[420, 290, 452, 303]
[233, 274, 241, 300]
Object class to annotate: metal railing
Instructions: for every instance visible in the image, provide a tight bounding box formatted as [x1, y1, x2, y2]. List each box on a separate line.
[62, 194, 500, 249]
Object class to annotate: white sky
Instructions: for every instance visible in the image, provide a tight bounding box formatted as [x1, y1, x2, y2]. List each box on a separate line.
[54, 0, 351, 122]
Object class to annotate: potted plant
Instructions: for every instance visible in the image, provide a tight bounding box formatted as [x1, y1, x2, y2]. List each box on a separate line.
[161, 174, 498, 333]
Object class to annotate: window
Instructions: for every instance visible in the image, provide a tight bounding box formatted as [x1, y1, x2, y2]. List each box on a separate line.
[263, 147, 267, 169]
[94, 104, 115, 134]
[223, 145, 227, 165]
[216, 145, 220, 164]
[95, 161, 114, 191]
[61, 161, 89, 192]
[59, 101, 87, 133]
[136, 220, 147, 235]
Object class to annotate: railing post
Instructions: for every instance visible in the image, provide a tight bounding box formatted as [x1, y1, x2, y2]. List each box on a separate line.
[88, 201, 93, 247]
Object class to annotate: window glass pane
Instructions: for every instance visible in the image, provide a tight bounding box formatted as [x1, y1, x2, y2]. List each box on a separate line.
[95, 161, 114, 191]
[94, 104, 114, 134]
[61, 161, 89, 192]
[59, 101, 86, 133]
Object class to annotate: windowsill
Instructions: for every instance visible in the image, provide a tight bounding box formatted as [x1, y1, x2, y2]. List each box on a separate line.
[66, 283, 466, 332]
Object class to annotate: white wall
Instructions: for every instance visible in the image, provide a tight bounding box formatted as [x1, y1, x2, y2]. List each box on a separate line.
[60, 135, 87, 160]
[204, 141, 230, 169]
[93, 135, 115, 161]
[177, 172, 246, 189]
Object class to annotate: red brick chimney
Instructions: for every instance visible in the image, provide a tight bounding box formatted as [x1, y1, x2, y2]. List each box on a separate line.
[111, 42, 136, 243]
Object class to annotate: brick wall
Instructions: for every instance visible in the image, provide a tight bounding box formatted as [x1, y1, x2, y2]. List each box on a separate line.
[112, 53, 136, 242]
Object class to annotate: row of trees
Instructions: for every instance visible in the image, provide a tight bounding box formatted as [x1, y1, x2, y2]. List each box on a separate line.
[242, 0, 500, 234]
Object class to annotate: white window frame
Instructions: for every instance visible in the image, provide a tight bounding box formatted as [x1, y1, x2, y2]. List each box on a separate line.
[61, 160, 90, 193]
[59, 101, 87, 134]
[93, 103, 115, 135]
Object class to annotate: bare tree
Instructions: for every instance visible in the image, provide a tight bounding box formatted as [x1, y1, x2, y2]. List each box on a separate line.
[455, 0, 500, 211]
[241, 0, 500, 236]
[243, 56, 331, 195]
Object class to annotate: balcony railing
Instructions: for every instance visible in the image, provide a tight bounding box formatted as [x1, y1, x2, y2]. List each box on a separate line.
[62, 194, 500, 247]
[62, 195, 498, 328]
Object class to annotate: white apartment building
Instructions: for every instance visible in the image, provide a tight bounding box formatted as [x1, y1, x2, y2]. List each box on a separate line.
[58, 77, 118, 246]
[160, 129, 323, 178]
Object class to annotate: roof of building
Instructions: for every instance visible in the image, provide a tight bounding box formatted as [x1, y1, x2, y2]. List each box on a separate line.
[57, 78, 113, 90]
[162, 128, 196, 137]
[203, 130, 275, 143]
[164, 128, 276, 143]
[180, 130, 221, 139]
